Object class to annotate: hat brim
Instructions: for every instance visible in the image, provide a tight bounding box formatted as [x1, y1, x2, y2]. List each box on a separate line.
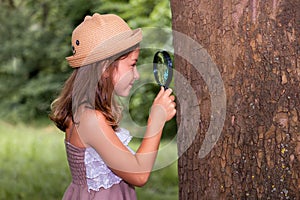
[66, 28, 142, 68]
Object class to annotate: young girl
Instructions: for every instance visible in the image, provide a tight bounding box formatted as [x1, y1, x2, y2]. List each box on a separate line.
[50, 13, 176, 199]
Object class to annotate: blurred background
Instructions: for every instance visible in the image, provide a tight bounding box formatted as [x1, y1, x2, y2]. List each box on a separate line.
[0, 0, 178, 199]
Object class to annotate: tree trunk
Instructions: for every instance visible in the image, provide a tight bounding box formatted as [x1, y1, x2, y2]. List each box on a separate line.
[171, 0, 300, 199]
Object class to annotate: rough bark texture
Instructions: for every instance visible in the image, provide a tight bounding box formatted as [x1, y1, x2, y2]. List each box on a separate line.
[171, 0, 300, 199]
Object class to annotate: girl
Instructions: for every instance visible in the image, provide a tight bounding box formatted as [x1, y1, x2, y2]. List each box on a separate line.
[50, 13, 176, 199]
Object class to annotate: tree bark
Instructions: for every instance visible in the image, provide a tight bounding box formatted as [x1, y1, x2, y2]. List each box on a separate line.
[171, 0, 300, 199]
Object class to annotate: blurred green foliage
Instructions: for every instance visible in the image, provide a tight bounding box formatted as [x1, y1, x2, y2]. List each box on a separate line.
[0, 0, 174, 133]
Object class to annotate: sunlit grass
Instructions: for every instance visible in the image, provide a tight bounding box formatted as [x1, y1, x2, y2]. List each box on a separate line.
[0, 121, 69, 200]
[0, 120, 178, 200]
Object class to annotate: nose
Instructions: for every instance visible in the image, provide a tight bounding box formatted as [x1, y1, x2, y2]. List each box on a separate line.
[133, 67, 140, 80]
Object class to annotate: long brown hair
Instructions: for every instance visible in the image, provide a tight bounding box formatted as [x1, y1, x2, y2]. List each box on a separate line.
[49, 45, 139, 132]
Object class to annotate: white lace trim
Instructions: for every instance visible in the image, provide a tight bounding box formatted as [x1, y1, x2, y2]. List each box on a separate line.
[84, 128, 134, 191]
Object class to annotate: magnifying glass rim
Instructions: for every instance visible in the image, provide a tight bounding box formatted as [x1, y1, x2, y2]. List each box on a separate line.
[153, 50, 173, 89]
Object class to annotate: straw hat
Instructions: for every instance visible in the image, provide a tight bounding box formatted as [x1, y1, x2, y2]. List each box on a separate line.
[66, 13, 142, 68]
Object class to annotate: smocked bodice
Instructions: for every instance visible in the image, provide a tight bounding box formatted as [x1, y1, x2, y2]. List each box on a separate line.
[65, 128, 134, 192]
[65, 141, 86, 185]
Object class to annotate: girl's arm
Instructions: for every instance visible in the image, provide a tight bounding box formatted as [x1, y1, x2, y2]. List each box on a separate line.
[75, 87, 176, 187]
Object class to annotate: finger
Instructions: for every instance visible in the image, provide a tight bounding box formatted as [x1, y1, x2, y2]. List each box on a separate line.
[168, 103, 176, 114]
[163, 88, 173, 97]
[169, 95, 175, 102]
[172, 109, 177, 116]
[167, 108, 176, 121]
[155, 87, 165, 100]
[171, 102, 176, 108]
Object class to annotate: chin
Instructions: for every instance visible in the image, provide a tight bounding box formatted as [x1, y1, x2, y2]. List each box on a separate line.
[115, 85, 132, 97]
[117, 93, 129, 97]
[116, 90, 130, 97]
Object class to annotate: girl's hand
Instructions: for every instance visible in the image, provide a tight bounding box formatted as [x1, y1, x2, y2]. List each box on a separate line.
[151, 87, 176, 122]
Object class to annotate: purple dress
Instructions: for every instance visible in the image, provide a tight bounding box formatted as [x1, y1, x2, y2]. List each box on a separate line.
[62, 128, 137, 200]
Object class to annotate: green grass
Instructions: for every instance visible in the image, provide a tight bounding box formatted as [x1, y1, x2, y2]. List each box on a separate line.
[0, 120, 178, 200]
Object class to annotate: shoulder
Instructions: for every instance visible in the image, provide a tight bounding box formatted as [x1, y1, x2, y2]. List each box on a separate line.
[75, 108, 115, 146]
[76, 107, 107, 123]
[73, 108, 111, 135]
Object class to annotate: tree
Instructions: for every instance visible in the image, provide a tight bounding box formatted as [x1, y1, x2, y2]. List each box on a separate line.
[171, 0, 300, 199]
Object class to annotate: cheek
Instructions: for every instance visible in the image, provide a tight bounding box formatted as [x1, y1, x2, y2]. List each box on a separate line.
[116, 69, 133, 83]
[111, 67, 122, 86]
[114, 74, 129, 88]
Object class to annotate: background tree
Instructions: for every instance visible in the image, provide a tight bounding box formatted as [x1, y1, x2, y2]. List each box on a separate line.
[171, 0, 300, 199]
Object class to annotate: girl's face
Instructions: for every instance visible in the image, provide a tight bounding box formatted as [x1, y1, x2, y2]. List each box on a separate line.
[113, 49, 140, 97]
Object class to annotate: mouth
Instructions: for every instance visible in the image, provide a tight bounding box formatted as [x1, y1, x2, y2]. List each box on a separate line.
[129, 82, 134, 87]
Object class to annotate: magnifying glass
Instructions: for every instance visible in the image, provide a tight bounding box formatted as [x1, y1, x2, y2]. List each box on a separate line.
[153, 50, 173, 90]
